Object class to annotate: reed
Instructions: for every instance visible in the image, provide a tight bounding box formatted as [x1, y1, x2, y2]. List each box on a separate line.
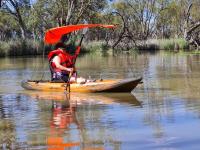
[0, 39, 44, 57]
[0, 38, 190, 57]
[146, 38, 189, 51]
[83, 41, 109, 52]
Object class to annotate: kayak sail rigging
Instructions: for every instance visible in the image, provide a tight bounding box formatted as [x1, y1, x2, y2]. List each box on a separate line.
[44, 24, 116, 44]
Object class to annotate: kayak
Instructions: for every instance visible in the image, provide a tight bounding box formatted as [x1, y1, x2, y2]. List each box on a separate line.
[21, 77, 142, 93]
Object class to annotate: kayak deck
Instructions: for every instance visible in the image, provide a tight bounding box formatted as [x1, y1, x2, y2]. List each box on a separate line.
[21, 77, 142, 93]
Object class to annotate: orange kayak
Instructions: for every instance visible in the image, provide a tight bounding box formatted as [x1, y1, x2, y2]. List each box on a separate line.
[21, 77, 142, 93]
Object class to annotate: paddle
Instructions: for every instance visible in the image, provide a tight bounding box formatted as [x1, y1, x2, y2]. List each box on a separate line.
[66, 28, 88, 93]
[74, 27, 87, 63]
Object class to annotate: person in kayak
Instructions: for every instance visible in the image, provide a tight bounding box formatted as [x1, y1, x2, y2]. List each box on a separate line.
[48, 42, 80, 83]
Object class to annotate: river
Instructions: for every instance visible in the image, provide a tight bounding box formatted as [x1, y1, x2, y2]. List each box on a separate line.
[0, 51, 200, 149]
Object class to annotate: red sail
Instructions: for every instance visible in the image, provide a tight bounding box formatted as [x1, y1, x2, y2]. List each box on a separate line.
[44, 24, 116, 44]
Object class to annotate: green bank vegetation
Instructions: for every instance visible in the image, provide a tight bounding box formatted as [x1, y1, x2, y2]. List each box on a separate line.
[142, 39, 189, 51]
[0, 0, 199, 57]
[0, 40, 43, 57]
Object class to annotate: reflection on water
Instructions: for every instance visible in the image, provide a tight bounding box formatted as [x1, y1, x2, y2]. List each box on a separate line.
[0, 51, 200, 149]
[47, 100, 80, 149]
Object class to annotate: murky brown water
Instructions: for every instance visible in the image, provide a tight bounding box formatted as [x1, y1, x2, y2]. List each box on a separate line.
[0, 51, 200, 149]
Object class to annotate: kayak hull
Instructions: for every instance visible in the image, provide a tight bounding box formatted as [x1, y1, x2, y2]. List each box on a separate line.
[21, 77, 142, 93]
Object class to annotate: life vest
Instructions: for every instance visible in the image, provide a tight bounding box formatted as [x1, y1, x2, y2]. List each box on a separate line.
[48, 49, 74, 73]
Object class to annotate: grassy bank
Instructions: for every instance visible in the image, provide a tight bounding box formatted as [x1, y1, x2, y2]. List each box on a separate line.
[0, 39, 107, 57]
[139, 38, 189, 51]
[0, 39, 44, 57]
[82, 41, 109, 52]
[0, 38, 191, 57]
[83, 38, 189, 52]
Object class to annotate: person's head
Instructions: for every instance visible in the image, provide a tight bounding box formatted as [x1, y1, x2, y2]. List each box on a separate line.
[65, 40, 74, 49]
[55, 42, 66, 50]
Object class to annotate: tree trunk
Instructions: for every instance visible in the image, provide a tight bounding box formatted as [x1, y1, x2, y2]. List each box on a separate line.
[6, 0, 27, 39]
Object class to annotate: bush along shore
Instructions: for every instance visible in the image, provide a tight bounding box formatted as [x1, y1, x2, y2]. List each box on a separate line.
[0, 38, 193, 57]
[137, 39, 189, 51]
[0, 39, 107, 57]
[0, 39, 44, 57]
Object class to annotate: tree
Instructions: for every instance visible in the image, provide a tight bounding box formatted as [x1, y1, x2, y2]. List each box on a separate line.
[28, 0, 107, 42]
[183, 2, 200, 49]
[1, 0, 31, 39]
[0, 11, 19, 40]
[103, 0, 159, 50]
[156, 0, 180, 38]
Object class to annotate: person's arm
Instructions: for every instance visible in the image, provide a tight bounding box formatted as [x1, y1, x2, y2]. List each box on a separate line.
[53, 56, 73, 72]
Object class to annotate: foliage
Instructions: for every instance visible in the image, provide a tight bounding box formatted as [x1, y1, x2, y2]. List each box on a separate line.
[0, 39, 44, 57]
[83, 41, 109, 52]
[145, 38, 188, 51]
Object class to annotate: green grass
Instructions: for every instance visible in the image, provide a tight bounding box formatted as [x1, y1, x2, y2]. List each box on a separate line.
[0, 39, 44, 57]
[150, 38, 189, 50]
[0, 38, 192, 57]
[0, 39, 109, 57]
[118, 38, 189, 51]
[83, 41, 109, 52]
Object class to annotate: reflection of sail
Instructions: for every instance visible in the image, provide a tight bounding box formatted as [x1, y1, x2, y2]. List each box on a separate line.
[46, 97, 108, 150]
[48, 100, 80, 150]
[50, 100, 78, 129]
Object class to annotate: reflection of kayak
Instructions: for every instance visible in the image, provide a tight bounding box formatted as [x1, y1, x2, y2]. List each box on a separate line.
[21, 77, 142, 93]
[24, 91, 142, 106]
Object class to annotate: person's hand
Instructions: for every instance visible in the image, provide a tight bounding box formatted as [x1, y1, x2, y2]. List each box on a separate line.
[73, 67, 77, 72]
[66, 68, 74, 73]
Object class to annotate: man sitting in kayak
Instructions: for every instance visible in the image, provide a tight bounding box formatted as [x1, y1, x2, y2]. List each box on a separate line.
[48, 42, 80, 83]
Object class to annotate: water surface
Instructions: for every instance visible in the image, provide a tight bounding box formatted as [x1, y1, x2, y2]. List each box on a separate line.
[0, 51, 200, 149]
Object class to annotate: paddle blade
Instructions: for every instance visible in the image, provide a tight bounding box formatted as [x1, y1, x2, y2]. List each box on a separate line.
[44, 24, 116, 44]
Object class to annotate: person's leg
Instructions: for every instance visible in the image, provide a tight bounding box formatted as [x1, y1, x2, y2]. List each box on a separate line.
[61, 73, 69, 82]
[52, 72, 64, 82]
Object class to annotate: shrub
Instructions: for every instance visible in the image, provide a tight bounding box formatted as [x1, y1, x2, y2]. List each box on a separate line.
[157, 38, 188, 50]
[83, 41, 109, 52]
[0, 39, 44, 57]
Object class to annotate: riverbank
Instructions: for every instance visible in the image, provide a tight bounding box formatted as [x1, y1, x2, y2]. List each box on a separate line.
[139, 38, 189, 51]
[0, 40, 44, 57]
[0, 38, 192, 57]
[0, 39, 90, 57]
